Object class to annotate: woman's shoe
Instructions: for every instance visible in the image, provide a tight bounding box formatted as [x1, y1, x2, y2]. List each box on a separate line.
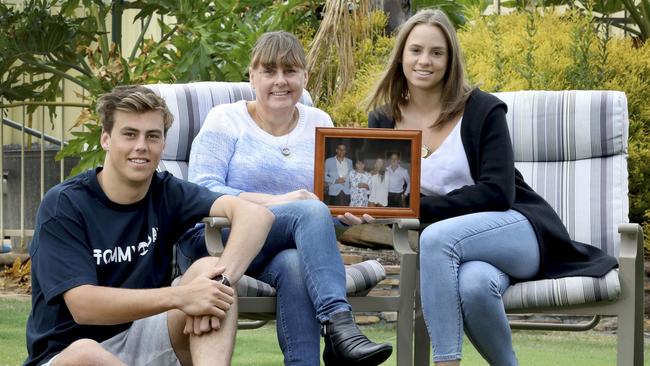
[321, 311, 393, 365]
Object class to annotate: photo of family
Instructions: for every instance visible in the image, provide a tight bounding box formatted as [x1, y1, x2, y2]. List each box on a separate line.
[314, 128, 421, 218]
[324, 140, 411, 208]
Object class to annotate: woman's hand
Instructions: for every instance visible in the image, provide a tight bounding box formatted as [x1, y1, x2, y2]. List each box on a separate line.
[337, 212, 376, 226]
[268, 189, 318, 206]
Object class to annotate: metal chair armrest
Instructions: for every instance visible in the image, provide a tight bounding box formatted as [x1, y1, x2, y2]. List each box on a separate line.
[201, 216, 231, 256]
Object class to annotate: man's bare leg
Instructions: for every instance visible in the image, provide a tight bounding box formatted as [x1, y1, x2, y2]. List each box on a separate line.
[190, 294, 237, 365]
[51, 339, 126, 366]
[168, 256, 238, 366]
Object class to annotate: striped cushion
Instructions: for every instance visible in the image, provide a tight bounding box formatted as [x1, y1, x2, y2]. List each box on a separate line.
[345, 260, 387, 296]
[157, 160, 188, 181]
[235, 260, 387, 298]
[146, 82, 313, 163]
[494, 90, 629, 258]
[492, 90, 628, 308]
[236, 274, 277, 297]
[514, 156, 627, 257]
[493, 90, 628, 162]
[503, 268, 620, 310]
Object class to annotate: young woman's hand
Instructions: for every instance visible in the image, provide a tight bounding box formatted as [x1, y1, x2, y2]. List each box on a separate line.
[337, 212, 376, 226]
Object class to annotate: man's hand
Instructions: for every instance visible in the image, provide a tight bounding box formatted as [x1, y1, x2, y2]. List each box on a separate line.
[184, 315, 221, 336]
[337, 212, 376, 226]
[177, 266, 234, 319]
[335, 177, 346, 184]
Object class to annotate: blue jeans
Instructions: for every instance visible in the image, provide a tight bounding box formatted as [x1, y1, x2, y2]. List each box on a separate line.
[178, 200, 350, 366]
[419, 210, 540, 365]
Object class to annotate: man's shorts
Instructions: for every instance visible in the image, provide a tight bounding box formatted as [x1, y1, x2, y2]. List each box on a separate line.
[41, 312, 180, 366]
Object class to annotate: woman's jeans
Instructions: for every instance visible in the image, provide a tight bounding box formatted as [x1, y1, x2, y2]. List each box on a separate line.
[177, 200, 350, 366]
[419, 210, 540, 365]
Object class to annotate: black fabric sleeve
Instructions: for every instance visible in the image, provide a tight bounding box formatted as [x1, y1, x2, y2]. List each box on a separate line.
[419, 107, 515, 223]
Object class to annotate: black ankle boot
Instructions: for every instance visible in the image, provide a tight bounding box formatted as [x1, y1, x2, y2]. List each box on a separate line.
[322, 311, 393, 365]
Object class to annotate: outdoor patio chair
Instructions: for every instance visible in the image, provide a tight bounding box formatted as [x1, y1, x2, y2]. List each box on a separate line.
[413, 90, 644, 365]
[146, 81, 420, 366]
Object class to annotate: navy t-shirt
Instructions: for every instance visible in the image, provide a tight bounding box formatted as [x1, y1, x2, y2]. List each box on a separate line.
[24, 168, 222, 366]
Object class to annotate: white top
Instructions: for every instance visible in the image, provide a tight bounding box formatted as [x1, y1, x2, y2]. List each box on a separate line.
[188, 100, 334, 195]
[336, 158, 349, 178]
[420, 117, 474, 196]
[386, 165, 410, 194]
[368, 173, 390, 206]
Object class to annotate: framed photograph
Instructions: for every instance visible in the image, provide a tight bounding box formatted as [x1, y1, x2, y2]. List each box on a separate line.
[314, 127, 421, 218]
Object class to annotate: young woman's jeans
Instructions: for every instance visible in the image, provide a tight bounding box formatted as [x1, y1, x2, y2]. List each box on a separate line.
[419, 210, 540, 365]
[177, 200, 350, 366]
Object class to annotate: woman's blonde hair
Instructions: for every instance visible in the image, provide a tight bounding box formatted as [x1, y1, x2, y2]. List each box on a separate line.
[249, 31, 306, 70]
[367, 8, 472, 126]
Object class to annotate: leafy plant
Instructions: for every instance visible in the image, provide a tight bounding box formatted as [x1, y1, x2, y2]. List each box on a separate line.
[0, 0, 320, 176]
[317, 9, 393, 126]
[411, 0, 491, 27]
[499, 0, 650, 42]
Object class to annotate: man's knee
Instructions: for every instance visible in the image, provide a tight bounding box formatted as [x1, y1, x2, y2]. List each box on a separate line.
[179, 256, 220, 284]
[54, 339, 118, 366]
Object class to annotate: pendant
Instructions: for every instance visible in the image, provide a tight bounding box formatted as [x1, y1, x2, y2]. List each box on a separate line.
[281, 147, 291, 157]
[421, 146, 432, 159]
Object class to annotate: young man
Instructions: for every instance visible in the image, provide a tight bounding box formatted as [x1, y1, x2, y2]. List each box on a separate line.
[24, 86, 274, 366]
[386, 152, 410, 207]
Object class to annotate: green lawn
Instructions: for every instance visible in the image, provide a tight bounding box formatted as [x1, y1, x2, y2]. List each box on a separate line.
[1, 296, 647, 365]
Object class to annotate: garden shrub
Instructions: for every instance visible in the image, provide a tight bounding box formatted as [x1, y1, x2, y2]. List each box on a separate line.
[319, 11, 393, 127]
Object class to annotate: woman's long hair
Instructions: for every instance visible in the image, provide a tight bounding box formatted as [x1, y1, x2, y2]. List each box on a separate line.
[366, 8, 473, 127]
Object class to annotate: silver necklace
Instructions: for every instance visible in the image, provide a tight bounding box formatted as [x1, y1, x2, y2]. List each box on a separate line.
[253, 104, 298, 157]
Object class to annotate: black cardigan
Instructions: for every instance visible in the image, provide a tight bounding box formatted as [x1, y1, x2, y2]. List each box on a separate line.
[368, 89, 618, 279]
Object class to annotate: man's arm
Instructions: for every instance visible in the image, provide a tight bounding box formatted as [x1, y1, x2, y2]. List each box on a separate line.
[207, 195, 274, 283]
[63, 264, 233, 325]
[403, 167, 411, 194]
[64, 195, 273, 326]
[324, 158, 337, 185]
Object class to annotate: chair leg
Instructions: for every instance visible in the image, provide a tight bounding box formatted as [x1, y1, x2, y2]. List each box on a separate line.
[616, 224, 645, 366]
[396, 302, 415, 366]
[396, 251, 417, 366]
[617, 305, 644, 366]
[414, 284, 431, 366]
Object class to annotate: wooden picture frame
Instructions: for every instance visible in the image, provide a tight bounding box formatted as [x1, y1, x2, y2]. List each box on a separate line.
[314, 127, 421, 218]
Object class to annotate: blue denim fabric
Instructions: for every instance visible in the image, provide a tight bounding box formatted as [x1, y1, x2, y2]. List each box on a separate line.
[256, 249, 320, 365]
[419, 210, 540, 365]
[177, 200, 351, 366]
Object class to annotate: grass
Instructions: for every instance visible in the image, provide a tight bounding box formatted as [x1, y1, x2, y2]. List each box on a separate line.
[1, 296, 647, 365]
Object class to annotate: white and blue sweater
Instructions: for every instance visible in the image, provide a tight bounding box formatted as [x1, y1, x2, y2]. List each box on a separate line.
[188, 100, 334, 195]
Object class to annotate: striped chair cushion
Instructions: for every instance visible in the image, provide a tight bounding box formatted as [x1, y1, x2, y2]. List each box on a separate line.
[345, 259, 387, 296]
[494, 90, 629, 257]
[494, 90, 628, 162]
[235, 260, 387, 297]
[503, 268, 620, 310]
[492, 90, 628, 308]
[235, 274, 277, 297]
